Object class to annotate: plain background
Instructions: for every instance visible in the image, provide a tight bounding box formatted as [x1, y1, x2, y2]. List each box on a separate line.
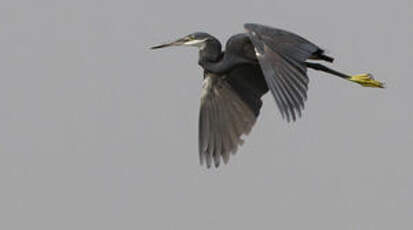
[1, 0, 412, 229]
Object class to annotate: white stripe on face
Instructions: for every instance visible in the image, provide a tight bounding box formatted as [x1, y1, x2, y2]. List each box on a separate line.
[183, 39, 208, 48]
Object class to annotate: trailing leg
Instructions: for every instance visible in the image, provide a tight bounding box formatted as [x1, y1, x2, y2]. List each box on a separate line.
[305, 62, 385, 88]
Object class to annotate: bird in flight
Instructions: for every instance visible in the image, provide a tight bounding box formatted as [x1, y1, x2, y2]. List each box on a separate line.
[150, 23, 384, 168]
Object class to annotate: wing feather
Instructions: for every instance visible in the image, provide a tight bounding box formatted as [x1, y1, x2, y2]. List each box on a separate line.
[244, 23, 320, 121]
[198, 73, 259, 168]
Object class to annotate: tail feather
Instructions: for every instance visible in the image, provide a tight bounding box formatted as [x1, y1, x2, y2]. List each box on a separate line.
[318, 53, 334, 63]
[311, 49, 334, 63]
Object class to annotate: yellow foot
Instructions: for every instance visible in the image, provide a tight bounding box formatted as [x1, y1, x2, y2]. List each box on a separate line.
[348, 74, 385, 88]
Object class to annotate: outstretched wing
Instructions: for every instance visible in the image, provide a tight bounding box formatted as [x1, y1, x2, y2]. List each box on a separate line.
[198, 68, 266, 168]
[244, 23, 321, 122]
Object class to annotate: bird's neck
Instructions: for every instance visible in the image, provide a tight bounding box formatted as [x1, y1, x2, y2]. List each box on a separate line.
[201, 52, 254, 75]
[198, 38, 222, 68]
[198, 37, 254, 74]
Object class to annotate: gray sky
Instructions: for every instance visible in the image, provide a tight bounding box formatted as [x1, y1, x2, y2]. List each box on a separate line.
[1, 0, 412, 229]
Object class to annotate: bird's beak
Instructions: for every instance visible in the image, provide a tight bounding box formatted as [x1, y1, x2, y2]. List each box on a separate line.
[150, 37, 187, 50]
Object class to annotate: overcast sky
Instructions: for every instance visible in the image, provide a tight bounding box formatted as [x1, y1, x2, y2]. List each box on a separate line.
[1, 0, 412, 229]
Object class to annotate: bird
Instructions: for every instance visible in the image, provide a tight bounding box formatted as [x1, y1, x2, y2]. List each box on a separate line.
[150, 23, 384, 168]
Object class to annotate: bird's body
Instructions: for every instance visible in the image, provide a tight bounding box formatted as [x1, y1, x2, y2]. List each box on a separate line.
[151, 23, 384, 168]
[199, 33, 268, 112]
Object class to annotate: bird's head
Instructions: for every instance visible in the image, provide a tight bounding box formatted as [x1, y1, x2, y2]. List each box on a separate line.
[150, 32, 213, 50]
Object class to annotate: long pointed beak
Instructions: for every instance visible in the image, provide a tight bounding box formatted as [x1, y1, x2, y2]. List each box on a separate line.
[150, 38, 186, 50]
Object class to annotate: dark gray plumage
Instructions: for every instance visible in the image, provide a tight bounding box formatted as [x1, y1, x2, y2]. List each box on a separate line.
[199, 73, 256, 168]
[151, 23, 384, 168]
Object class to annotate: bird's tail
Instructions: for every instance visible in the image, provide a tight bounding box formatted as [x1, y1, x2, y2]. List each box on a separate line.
[318, 53, 334, 63]
[310, 49, 334, 63]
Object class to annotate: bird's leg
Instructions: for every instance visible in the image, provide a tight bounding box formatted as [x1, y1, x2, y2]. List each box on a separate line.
[305, 62, 385, 88]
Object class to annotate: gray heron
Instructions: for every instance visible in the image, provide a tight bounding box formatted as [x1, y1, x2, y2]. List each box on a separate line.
[151, 23, 384, 168]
